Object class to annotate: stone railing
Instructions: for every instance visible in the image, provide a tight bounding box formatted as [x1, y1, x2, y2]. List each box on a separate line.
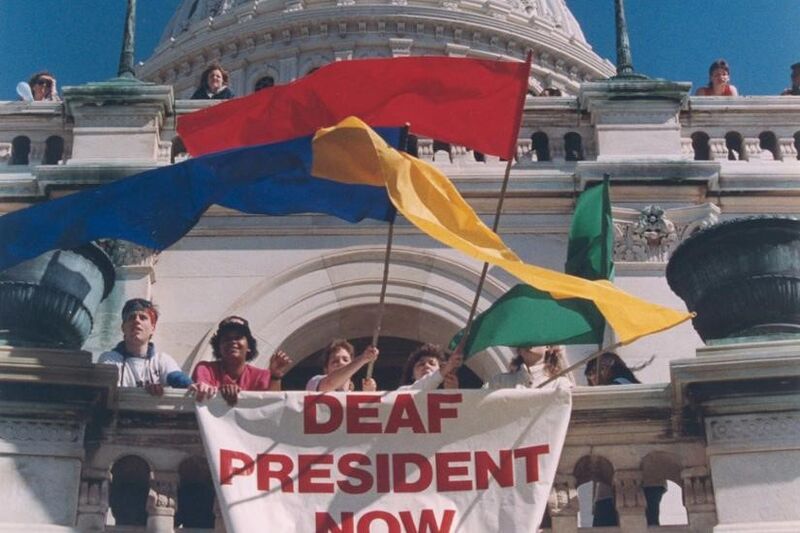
[682, 96, 800, 162]
[66, 384, 712, 532]
[0, 101, 70, 167]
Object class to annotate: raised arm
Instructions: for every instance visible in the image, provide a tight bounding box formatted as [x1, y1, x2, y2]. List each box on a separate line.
[316, 346, 379, 392]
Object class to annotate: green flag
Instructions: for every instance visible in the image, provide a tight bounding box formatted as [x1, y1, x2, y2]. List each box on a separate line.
[451, 284, 606, 356]
[450, 177, 614, 357]
[565, 176, 614, 281]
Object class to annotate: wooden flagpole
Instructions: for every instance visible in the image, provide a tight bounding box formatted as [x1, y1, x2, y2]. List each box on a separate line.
[365, 126, 409, 380]
[460, 51, 531, 348]
[536, 341, 623, 389]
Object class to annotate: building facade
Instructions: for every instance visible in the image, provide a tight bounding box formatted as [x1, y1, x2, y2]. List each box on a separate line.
[0, 0, 799, 531]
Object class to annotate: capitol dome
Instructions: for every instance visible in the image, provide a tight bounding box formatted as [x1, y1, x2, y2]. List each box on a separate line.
[138, 0, 614, 98]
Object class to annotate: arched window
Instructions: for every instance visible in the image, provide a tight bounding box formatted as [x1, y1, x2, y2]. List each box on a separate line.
[11, 136, 30, 165]
[43, 135, 64, 165]
[794, 132, 800, 161]
[641, 452, 687, 526]
[564, 132, 584, 161]
[254, 75, 274, 92]
[691, 132, 711, 161]
[175, 456, 216, 529]
[473, 151, 485, 162]
[109, 455, 150, 526]
[758, 131, 781, 160]
[531, 132, 551, 162]
[574, 455, 617, 527]
[725, 131, 747, 161]
[432, 140, 452, 162]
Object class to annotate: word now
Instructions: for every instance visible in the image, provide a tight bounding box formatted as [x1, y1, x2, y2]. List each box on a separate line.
[220, 444, 550, 494]
[316, 509, 455, 533]
[304, 393, 462, 434]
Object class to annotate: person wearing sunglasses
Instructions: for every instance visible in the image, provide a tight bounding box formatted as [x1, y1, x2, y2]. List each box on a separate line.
[191, 316, 292, 405]
[28, 71, 60, 101]
[98, 298, 192, 396]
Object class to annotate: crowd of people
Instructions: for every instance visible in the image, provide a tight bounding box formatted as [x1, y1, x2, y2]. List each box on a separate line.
[18, 59, 800, 102]
[100, 298, 646, 402]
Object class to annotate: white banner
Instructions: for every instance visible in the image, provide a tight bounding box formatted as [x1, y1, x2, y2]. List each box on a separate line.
[196, 388, 572, 533]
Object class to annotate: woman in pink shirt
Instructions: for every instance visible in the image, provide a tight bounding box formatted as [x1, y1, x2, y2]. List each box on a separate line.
[191, 316, 291, 405]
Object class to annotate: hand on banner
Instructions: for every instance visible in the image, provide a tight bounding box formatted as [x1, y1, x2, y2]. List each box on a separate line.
[362, 377, 377, 392]
[189, 382, 217, 402]
[220, 383, 241, 406]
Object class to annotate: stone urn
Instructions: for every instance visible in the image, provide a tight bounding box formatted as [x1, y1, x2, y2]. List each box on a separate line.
[0, 244, 115, 349]
[666, 216, 800, 342]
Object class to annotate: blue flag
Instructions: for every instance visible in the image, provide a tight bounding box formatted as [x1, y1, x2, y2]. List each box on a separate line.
[0, 129, 402, 272]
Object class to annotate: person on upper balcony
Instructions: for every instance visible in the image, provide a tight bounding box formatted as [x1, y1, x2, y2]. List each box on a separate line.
[98, 298, 192, 395]
[695, 59, 739, 96]
[191, 63, 235, 100]
[28, 71, 60, 101]
[781, 62, 800, 95]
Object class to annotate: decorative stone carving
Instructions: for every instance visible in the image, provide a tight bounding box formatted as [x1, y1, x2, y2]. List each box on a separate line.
[98, 240, 159, 269]
[548, 474, 578, 515]
[0, 142, 11, 163]
[681, 466, 715, 507]
[707, 413, 800, 444]
[613, 203, 720, 263]
[76, 472, 110, 531]
[147, 474, 178, 532]
[0, 419, 82, 444]
[614, 469, 645, 510]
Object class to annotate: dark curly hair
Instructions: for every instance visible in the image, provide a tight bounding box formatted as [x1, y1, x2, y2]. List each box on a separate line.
[400, 343, 446, 386]
[209, 316, 258, 361]
[584, 352, 640, 385]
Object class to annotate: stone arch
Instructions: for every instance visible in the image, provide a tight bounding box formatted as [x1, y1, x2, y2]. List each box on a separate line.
[758, 131, 781, 160]
[724, 131, 746, 161]
[564, 131, 583, 161]
[531, 131, 551, 162]
[247, 64, 279, 91]
[691, 131, 711, 161]
[175, 456, 216, 528]
[794, 131, 800, 160]
[574, 455, 617, 527]
[43, 135, 64, 165]
[108, 455, 151, 526]
[11, 135, 30, 165]
[641, 451, 687, 526]
[184, 246, 511, 381]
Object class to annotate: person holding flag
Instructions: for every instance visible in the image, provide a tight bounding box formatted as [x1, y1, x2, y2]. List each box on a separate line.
[484, 345, 573, 390]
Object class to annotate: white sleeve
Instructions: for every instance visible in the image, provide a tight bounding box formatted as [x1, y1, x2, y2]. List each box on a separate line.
[156, 352, 182, 384]
[397, 370, 443, 391]
[306, 374, 325, 392]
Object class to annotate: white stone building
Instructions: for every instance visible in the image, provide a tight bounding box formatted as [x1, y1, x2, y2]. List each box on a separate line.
[0, 0, 798, 531]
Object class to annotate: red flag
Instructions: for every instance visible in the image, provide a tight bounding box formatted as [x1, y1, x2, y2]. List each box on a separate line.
[177, 56, 530, 159]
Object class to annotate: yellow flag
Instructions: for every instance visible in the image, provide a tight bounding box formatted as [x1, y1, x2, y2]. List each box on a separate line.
[313, 117, 692, 345]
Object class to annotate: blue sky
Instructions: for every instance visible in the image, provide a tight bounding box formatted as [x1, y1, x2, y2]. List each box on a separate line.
[0, 0, 797, 100]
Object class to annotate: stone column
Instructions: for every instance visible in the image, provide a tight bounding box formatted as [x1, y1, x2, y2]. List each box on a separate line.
[62, 81, 173, 165]
[76, 468, 110, 532]
[614, 469, 647, 531]
[146, 472, 177, 533]
[681, 466, 717, 532]
[580, 80, 691, 161]
[549, 473, 579, 532]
